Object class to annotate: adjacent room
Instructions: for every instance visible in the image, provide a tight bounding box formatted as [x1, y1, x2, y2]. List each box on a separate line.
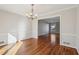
[38, 16, 60, 45]
[0, 4, 79, 55]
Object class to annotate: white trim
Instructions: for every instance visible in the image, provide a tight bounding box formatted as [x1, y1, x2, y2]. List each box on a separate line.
[60, 15, 62, 45]
[38, 15, 61, 44]
[38, 15, 61, 20]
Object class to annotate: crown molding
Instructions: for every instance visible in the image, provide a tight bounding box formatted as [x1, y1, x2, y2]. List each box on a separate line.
[38, 5, 79, 20]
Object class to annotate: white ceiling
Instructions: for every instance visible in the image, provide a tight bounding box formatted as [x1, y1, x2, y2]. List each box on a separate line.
[0, 4, 78, 16]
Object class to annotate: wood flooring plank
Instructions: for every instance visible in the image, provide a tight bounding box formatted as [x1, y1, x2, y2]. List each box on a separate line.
[5, 41, 23, 55]
[16, 34, 78, 55]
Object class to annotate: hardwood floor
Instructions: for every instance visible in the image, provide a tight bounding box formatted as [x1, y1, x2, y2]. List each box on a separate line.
[16, 34, 78, 55]
[51, 45, 78, 55]
[0, 33, 78, 55]
[0, 43, 15, 55]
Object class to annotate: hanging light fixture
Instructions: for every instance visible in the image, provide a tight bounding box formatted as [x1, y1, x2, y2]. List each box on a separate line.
[30, 4, 34, 20]
[26, 4, 37, 20]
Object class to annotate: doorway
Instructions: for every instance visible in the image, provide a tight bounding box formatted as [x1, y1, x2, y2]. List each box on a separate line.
[38, 16, 60, 45]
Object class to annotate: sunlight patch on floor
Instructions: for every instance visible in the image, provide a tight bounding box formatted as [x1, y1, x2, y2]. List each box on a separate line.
[0, 44, 14, 55]
[5, 41, 23, 55]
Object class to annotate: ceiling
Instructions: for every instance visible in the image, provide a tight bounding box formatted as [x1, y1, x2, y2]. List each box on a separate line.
[0, 4, 78, 16]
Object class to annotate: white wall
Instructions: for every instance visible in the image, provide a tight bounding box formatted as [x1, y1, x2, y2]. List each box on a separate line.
[76, 7, 79, 52]
[0, 10, 18, 45]
[0, 10, 32, 45]
[38, 7, 77, 48]
[32, 19, 38, 39]
[18, 17, 32, 40]
[60, 8, 76, 48]
[38, 21, 49, 36]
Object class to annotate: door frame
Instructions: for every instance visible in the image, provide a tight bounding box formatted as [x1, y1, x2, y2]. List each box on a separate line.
[38, 15, 62, 44]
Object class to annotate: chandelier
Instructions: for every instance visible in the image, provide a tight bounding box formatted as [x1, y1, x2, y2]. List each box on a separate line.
[26, 4, 37, 20]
